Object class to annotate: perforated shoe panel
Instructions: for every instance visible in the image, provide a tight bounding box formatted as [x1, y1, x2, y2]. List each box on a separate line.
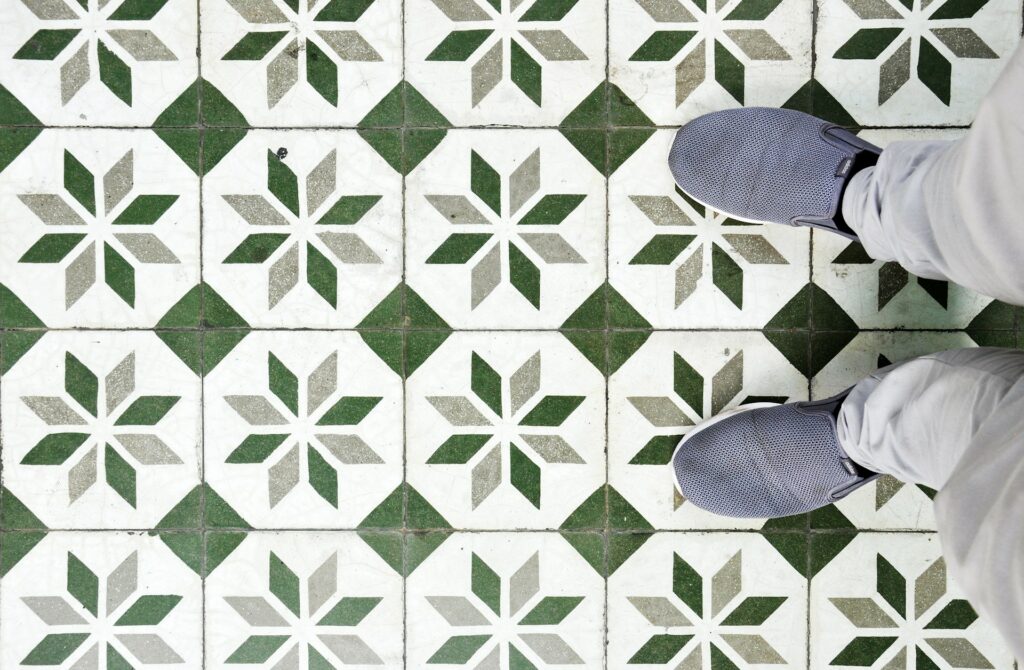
[672, 403, 857, 518]
[668, 107, 853, 226]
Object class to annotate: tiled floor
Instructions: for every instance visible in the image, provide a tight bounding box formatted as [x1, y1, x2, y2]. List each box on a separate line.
[0, 0, 1021, 667]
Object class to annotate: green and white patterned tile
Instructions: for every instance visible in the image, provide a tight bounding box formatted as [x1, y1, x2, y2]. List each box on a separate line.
[810, 533, 1016, 669]
[608, 532, 808, 668]
[205, 531, 404, 668]
[406, 532, 605, 667]
[609, 332, 808, 530]
[202, 130, 402, 328]
[406, 332, 605, 529]
[814, 0, 1022, 125]
[610, 130, 811, 328]
[404, 0, 606, 126]
[609, 0, 812, 125]
[0, 129, 200, 328]
[813, 236, 998, 329]
[1, 331, 200, 529]
[204, 331, 403, 528]
[199, 0, 402, 127]
[406, 130, 606, 329]
[0, 0, 198, 125]
[4, 0, 1020, 662]
[811, 330, 977, 400]
[0, 531, 202, 668]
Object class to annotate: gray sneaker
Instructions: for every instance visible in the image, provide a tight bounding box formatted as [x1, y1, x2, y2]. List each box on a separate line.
[668, 107, 880, 240]
[671, 392, 879, 518]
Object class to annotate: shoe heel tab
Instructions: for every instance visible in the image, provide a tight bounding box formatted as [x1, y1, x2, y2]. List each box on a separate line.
[821, 125, 882, 155]
[829, 472, 882, 501]
[794, 387, 853, 419]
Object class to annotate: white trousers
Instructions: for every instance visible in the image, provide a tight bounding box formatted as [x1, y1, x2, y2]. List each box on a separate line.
[837, 41, 1024, 659]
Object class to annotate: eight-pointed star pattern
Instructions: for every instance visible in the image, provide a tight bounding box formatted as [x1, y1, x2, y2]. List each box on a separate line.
[221, 550, 386, 666]
[829, 555, 993, 668]
[424, 551, 587, 666]
[221, 349, 385, 510]
[624, 0, 796, 106]
[11, 0, 179, 106]
[625, 550, 790, 666]
[219, 0, 385, 107]
[18, 350, 183, 508]
[422, 147, 588, 311]
[19, 550, 186, 667]
[831, 0, 998, 105]
[625, 185, 789, 311]
[422, 0, 588, 106]
[220, 148, 384, 311]
[424, 349, 586, 510]
[16, 148, 182, 310]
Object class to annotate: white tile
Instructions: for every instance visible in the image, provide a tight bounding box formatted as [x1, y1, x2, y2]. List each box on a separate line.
[205, 531, 404, 668]
[406, 332, 606, 529]
[202, 130, 402, 328]
[406, 532, 605, 667]
[200, 0, 403, 126]
[406, 129, 606, 329]
[0, 129, 200, 328]
[204, 331, 404, 528]
[1, 331, 201, 528]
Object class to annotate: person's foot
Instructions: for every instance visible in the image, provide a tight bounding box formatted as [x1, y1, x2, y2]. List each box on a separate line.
[668, 107, 880, 240]
[671, 392, 879, 518]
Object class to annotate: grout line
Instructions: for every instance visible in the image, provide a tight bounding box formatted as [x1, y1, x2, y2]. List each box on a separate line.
[0, 123, 976, 131]
[0, 322, 4, 656]
[195, 2, 208, 668]
[603, 0, 612, 665]
[0, 326, 1006, 334]
[0, 526, 939, 534]
[806, 0, 820, 635]
[399, 2, 409, 663]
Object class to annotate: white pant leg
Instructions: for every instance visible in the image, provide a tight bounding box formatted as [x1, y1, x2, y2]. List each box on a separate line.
[841, 40, 1024, 306]
[837, 347, 1024, 660]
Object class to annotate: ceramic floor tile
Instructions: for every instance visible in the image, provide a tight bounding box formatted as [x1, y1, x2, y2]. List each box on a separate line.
[404, 0, 607, 126]
[609, 332, 809, 530]
[811, 329, 978, 400]
[205, 531, 404, 668]
[3, 0, 1023, 664]
[203, 331, 403, 528]
[0, 531, 203, 669]
[406, 130, 607, 329]
[0, 129, 200, 328]
[202, 130, 403, 329]
[405, 532, 605, 667]
[199, 0, 403, 127]
[1, 331, 201, 529]
[610, 130, 811, 329]
[810, 533, 1016, 669]
[814, 0, 1022, 125]
[608, 532, 808, 668]
[0, 0, 198, 126]
[609, 0, 813, 125]
[406, 332, 606, 529]
[813, 231, 998, 330]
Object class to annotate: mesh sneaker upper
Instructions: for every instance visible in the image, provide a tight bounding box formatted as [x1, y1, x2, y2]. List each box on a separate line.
[672, 403, 857, 518]
[668, 107, 851, 225]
